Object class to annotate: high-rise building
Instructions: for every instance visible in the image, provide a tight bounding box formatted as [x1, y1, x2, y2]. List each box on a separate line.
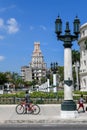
[78, 23, 87, 91]
[21, 42, 47, 83]
[21, 66, 32, 82]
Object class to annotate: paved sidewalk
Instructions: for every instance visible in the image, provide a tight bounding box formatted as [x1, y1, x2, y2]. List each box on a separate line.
[0, 104, 87, 124]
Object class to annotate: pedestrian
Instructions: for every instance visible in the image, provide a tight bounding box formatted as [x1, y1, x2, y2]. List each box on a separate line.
[24, 90, 30, 114]
[77, 94, 85, 112]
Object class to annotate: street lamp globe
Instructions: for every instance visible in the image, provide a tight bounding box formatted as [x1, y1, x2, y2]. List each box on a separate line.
[55, 15, 62, 35]
[73, 16, 80, 36]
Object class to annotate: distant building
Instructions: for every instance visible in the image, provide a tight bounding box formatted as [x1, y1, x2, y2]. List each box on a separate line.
[78, 23, 87, 91]
[21, 42, 47, 83]
[21, 66, 32, 82]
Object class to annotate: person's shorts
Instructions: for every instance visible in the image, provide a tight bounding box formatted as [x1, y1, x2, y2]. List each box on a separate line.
[79, 103, 84, 107]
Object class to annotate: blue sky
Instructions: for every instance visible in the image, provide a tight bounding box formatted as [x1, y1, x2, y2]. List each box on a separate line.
[0, 0, 87, 74]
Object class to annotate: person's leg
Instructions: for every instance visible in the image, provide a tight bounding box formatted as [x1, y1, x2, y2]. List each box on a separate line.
[82, 104, 85, 112]
[24, 103, 27, 114]
[77, 104, 80, 111]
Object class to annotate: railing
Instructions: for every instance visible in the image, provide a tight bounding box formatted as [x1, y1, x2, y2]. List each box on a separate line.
[0, 97, 64, 104]
[0, 97, 20, 104]
[0, 95, 86, 104]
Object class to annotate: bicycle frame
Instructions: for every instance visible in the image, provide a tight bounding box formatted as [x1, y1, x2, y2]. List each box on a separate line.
[20, 101, 33, 111]
[16, 101, 40, 115]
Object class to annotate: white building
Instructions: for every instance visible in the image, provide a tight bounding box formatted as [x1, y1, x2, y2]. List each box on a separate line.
[21, 42, 47, 83]
[78, 23, 87, 91]
[30, 42, 47, 82]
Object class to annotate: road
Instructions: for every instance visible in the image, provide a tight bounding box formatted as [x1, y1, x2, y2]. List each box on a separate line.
[0, 104, 87, 124]
[0, 124, 87, 130]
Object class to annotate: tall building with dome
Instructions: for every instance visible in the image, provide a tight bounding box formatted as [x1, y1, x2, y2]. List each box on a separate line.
[21, 42, 47, 83]
[78, 23, 87, 91]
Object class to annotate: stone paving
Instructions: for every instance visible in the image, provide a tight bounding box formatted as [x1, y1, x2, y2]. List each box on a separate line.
[0, 104, 87, 124]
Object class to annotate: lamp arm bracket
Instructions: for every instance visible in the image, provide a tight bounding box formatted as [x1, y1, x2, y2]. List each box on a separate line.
[71, 35, 78, 41]
[57, 35, 65, 41]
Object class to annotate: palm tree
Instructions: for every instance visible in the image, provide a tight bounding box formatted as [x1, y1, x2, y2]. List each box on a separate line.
[72, 49, 80, 90]
[72, 49, 80, 65]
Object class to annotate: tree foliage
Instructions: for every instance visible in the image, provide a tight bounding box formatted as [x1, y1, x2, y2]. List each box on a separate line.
[58, 66, 64, 82]
[72, 49, 80, 65]
[0, 73, 8, 85]
[72, 49, 80, 90]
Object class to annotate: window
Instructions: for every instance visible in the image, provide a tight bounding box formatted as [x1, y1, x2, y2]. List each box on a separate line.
[83, 50, 85, 55]
[83, 78, 86, 87]
[84, 60, 86, 66]
[82, 30, 85, 36]
[85, 40, 87, 49]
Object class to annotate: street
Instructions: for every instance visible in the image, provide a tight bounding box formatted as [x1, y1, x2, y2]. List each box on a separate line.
[0, 104, 87, 124]
[0, 124, 87, 130]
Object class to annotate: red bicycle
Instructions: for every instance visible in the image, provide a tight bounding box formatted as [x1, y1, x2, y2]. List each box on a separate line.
[15, 101, 40, 115]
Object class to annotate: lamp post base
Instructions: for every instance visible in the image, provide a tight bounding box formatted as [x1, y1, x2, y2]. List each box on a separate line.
[61, 110, 78, 118]
[61, 100, 78, 118]
[61, 100, 76, 110]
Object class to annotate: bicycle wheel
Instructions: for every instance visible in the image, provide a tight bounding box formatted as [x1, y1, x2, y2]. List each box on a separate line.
[31, 104, 40, 115]
[15, 104, 24, 114]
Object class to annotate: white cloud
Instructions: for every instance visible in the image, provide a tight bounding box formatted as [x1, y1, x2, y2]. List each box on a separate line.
[0, 56, 5, 61]
[40, 25, 47, 31]
[0, 17, 19, 35]
[7, 18, 19, 34]
[0, 35, 4, 40]
[29, 25, 47, 31]
[29, 25, 34, 31]
[0, 5, 16, 13]
[0, 18, 4, 28]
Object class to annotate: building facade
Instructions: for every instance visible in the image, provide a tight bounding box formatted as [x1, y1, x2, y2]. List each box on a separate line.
[30, 42, 47, 82]
[78, 23, 87, 91]
[21, 66, 32, 82]
[21, 42, 47, 83]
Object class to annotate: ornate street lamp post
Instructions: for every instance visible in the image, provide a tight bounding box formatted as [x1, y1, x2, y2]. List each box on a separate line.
[55, 16, 80, 118]
[51, 62, 58, 93]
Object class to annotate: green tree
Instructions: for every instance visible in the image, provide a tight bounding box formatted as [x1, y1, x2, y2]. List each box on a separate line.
[11, 72, 23, 88]
[41, 77, 46, 84]
[0, 72, 8, 85]
[72, 49, 80, 65]
[72, 49, 80, 90]
[5, 72, 23, 89]
[58, 66, 64, 82]
[23, 81, 33, 87]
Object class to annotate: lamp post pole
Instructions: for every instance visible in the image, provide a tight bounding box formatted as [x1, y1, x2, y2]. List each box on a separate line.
[46, 70, 50, 92]
[55, 16, 80, 118]
[51, 62, 58, 93]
